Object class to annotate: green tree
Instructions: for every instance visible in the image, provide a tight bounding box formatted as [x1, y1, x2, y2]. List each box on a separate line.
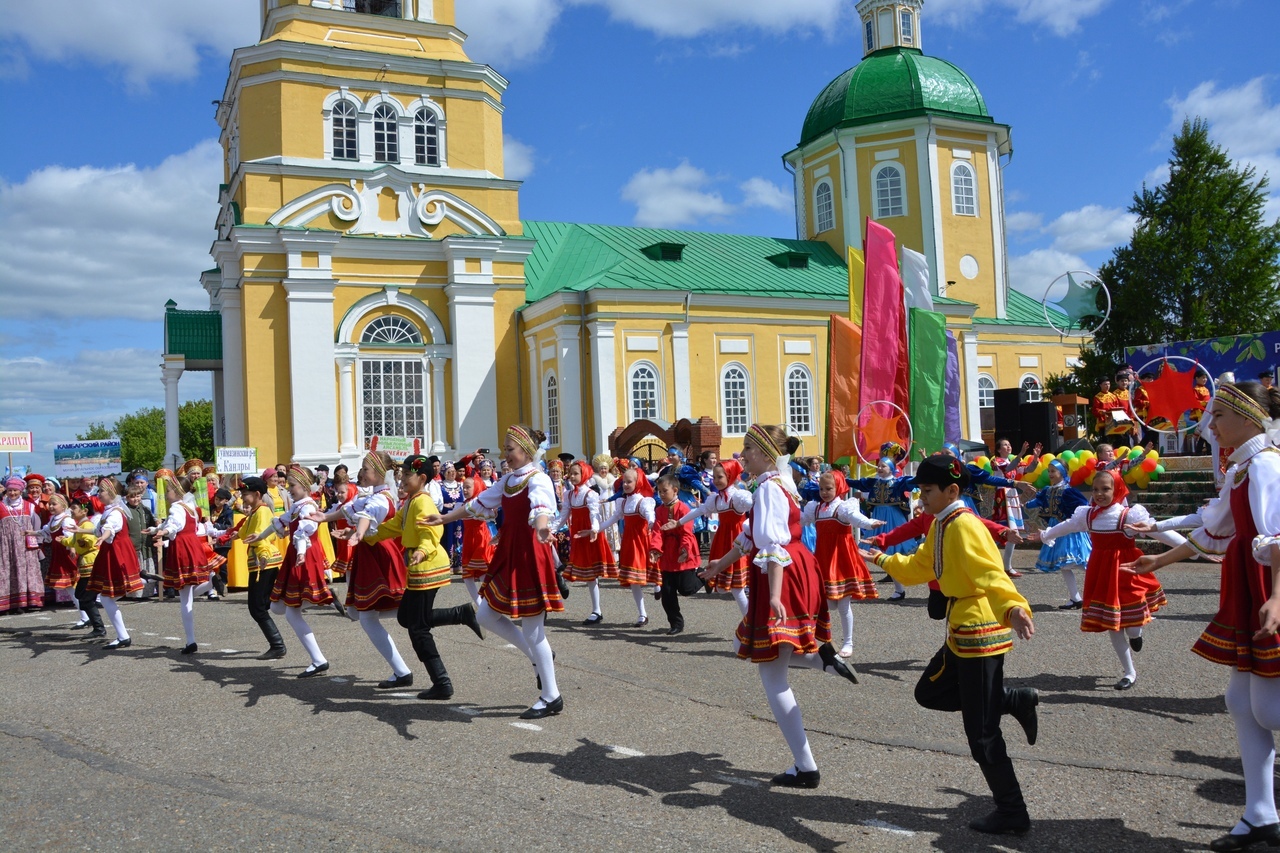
[1084, 118, 1280, 387]
[76, 422, 112, 441]
[78, 400, 215, 472]
[177, 399, 214, 466]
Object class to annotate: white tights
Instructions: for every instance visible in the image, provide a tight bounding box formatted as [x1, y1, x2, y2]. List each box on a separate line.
[99, 596, 129, 641]
[1107, 629, 1136, 681]
[731, 587, 749, 617]
[476, 601, 559, 704]
[758, 645, 826, 772]
[1062, 567, 1082, 602]
[463, 578, 480, 605]
[357, 609, 411, 678]
[1001, 541, 1016, 573]
[270, 601, 327, 666]
[177, 582, 212, 646]
[630, 586, 647, 619]
[587, 579, 601, 616]
[1226, 670, 1280, 833]
[829, 597, 854, 651]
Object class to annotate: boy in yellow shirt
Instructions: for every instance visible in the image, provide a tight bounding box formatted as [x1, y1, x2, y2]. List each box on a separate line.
[866, 455, 1038, 837]
[235, 476, 287, 660]
[63, 498, 105, 637]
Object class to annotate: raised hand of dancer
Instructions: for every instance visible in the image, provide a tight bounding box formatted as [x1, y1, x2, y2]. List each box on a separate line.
[421, 513, 444, 527]
[866, 518, 887, 528]
[661, 519, 678, 531]
[574, 529, 597, 541]
[1125, 519, 1157, 535]
[1256, 546, 1280, 642]
[1006, 528, 1023, 545]
[535, 520, 552, 545]
[860, 546, 883, 561]
[1015, 480, 1037, 495]
[1022, 530, 1041, 543]
[1120, 554, 1161, 575]
[1009, 606, 1034, 640]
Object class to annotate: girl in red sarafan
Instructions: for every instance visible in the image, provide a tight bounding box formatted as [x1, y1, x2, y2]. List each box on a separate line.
[559, 460, 618, 625]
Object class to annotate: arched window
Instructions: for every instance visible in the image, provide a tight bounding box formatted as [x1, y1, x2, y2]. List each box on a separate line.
[864, 19, 875, 53]
[629, 362, 659, 422]
[814, 180, 835, 234]
[1020, 374, 1042, 403]
[545, 374, 560, 446]
[900, 10, 914, 44]
[361, 315, 422, 345]
[721, 364, 750, 437]
[414, 108, 440, 166]
[786, 365, 813, 435]
[332, 100, 358, 161]
[373, 104, 399, 164]
[952, 162, 977, 216]
[360, 359, 425, 448]
[977, 374, 996, 408]
[873, 164, 905, 218]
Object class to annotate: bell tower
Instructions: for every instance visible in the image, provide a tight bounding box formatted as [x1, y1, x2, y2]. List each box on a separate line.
[856, 0, 924, 56]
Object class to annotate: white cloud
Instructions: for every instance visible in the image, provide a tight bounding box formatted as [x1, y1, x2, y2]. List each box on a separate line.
[0, 141, 221, 322]
[0, 348, 164, 421]
[567, 0, 843, 38]
[1007, 248, 1089, 302]
[621, 162, 734, 228]
[928, 0, 1111, 36]
[456, 0, 562, 65]
[1005, 211, 1043, 233]
[739, 177, 792, 212]
[0, 0, 257, 86]
[1044, 204, 1138, 254]
[503, 135, 537, 181]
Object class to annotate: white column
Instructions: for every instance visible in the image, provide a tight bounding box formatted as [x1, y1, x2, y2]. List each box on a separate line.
[670, 321, 692, 421]
[218, 285, 246, 444]
[161, 355, 185, 469]
[445, 283, 499, 451]
[335, 344, 359, 465]
[526, 336, 541, 428]
[988, 137, 1008, 319]
[961, 330, 982, 440]
[554, 325, 583, 455]
[211, 370, 226, 447]
[283, 278, 339, 466]
[836, 131, 862, 252]
[587, 321, 616, 456]
[430, 356, 449, 453]
[917, 123, 945, 295]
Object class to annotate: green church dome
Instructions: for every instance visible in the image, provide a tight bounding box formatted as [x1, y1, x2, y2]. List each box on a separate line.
[800, 47, 993, 146]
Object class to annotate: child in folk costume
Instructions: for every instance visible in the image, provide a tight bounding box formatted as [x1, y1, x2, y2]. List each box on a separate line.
[265, 465, 335, 678]
[151, 474, 220, 654]
[701, 424, 858, 789]
[371, 455, 484, 700]
[666, 458, 753, 617]
[423, 425, 565, 720]
[459, 476, 495, 606]
[231, 477, 289, 659]
[991, 439, 1037, 576]
[1122, 382, 1280, 852]
[36, 494, 79, 612]
[803, 470, 885, 658]
[1027, 461, 1092, 609]
[865, 456, 1038, 836]
[650, 474, 704, 636]
[0, 477, 43, 615]
[62, 498, 103, 634]
[597, 466, 655, 626]
[327, 466, 359, 578]
[86, 479, 144, 649]
[848, 458, 918, 600]
[561, 461, 619, 625]
[312, 451, 413, 688]
[1034, 469, 1178, 690]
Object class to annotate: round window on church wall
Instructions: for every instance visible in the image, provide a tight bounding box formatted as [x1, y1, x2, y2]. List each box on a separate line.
[959, 255, 980, 280]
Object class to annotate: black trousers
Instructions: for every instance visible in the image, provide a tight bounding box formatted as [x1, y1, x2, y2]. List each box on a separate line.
[915, 645, 1026, 814]
[73, 577, 103, 631]
[660, 569, 702, 630]
[397, 587, 476, 686]
[247, 568, 283, 648]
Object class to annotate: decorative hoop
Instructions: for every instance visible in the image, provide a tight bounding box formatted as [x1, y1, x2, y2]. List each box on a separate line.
[1041, 270, 1111, 337]
[853, 401, 914, 467]
[1129, 356, 1215, 436]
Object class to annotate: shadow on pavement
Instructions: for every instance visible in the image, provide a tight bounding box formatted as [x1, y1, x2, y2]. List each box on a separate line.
[512, 739, 1205, 851]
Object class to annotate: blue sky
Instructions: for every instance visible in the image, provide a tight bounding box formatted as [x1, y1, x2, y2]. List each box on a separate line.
[2, 0, 1278, 473]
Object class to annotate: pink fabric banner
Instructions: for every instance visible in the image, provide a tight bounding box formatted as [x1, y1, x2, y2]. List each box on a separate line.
[859, 219, 910, 415]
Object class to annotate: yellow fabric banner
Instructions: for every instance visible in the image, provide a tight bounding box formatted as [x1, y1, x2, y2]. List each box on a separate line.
[848, 247, 865, 326]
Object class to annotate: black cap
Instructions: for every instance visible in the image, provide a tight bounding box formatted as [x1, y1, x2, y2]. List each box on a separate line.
[316, 464, 329, 472]
[214, 488, 232, 502]
[916, 455, 971, 490]
[557, 453, 576, 465]
[1261, 369, 1274, 379]
[240, 476, 268, 495]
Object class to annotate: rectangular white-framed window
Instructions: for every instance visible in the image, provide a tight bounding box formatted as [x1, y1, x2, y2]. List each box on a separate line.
[360, 358, 425, 446]
[722, 364, 750, 437]
[786, 366, 813, 435]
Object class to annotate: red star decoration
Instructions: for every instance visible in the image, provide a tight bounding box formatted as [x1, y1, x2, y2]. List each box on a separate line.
[857, 408, 908, 459]
[1141, 361, 1201, 428]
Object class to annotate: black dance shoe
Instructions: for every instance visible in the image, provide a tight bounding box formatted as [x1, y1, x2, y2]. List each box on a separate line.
[461, 603, 484, 640]
[297, 662, 330, 678]
[331, 598, 347, 617]
[104, 638, 132, 650]
[1209, 819, 1280, 851]
[666, 624, 684, 636]
[418, 682, 455, 701]
[1057, 600, 1083, 610]
[181, 643, 198, 655]
[583, 612, 604, 626]
[556, 572, 571, 600]
[375, 673, 413, 689]
[1114, 676, 1135, 691]
[1129, 634, 1144, 652]
[770, 768, 820, 789]
[87, 628, 107, 639]
[969, 809, 1031, 836]
[519, 695, 563, 720]
[257, 647, 287, 660]
[1005, 687, 1039, 746]
[818, 642, 858, 685]
[887, 590, 907, 602]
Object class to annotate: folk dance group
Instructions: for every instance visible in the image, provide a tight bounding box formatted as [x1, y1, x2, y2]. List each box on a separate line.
[4, 381, 1278, 846]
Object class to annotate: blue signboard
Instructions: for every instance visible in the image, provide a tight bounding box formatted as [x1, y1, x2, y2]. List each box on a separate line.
[1125, 331, 1280, 383]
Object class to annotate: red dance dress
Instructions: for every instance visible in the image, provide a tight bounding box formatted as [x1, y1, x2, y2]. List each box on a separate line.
[601, 493, 655, 587]
[561, 486, 618, 582]
[88, 504, 144, 599]
[43, 513, 79, 590]
[806, 498, 880, 601]
[343, 489, 406, 612]
[270, 498, 334, 607]
[469, 464, 563, 619]
[161, 503, 216, 590]
[734, 474, 830, 663]
[681, 487, 752, 592]
[460, 516, 494, 580]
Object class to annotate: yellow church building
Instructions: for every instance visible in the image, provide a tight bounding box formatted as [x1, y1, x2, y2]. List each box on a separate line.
[161, 0, 1084, 469]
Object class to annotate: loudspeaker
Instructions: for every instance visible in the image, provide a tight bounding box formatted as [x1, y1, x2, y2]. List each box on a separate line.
[1059, 437, 1092, 453]
[992, 389, 1022, 448]
[1019, 401, 1060, 454]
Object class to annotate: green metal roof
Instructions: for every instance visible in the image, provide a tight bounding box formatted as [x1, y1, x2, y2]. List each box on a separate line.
[974, 288, 1068, 328]
[164, 303, 222, 361]
[521, 221, 853, 303]
[801, 47, 994, 146]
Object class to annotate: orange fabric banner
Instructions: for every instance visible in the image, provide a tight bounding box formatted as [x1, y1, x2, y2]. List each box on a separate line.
[827, 313, 863, 461]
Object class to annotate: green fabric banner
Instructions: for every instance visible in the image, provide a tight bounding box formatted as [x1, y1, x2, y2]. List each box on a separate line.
[909, 308, 948, 455]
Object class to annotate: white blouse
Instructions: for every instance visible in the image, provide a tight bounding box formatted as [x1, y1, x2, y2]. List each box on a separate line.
[1177, 434, 1280, 565]
[158, 495, 209, 539]
[466, 462, 558, 526]
[1041, 502, 1186, 549]
[733, 472, 796, 570]
[558, 484, 602, 532]
[801, 496, 879, 529]
[272, 496, 319, 558]
[37, 510, 76, 543]
[680, 487, 753, 525]
[599, 492, 656, 528]
[342, 486, 394, 536]
[94, 499, 128, 544]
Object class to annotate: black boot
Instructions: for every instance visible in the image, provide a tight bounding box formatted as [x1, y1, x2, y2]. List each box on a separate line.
[1003, 687, 1039, 745]
[436, 604, 484, 640]
[417, 656, 454, 700]
[257, 620, 287, 660]
[970, 760, 1030, 836]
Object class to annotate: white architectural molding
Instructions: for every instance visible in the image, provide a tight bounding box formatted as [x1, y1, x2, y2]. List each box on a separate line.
[161, 355, 185, 469]
[429, 356, 449, 452]
[267, 183, 362, 229]
[444, 282, 499, 452]
[336, 289, 449, 349]
[670, 322, 692, 421]
[525, 336, 541, 427]
[835, 131, 861, 252]
[283, 278, 339, 466]
[587, 321, 617, 456]
[988, 138, 1009, 319]
[335, 343, 360, 464]
[218, 284, 247, 445]
[961, 330, 981, 440]
[554, 324, 583, 455]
